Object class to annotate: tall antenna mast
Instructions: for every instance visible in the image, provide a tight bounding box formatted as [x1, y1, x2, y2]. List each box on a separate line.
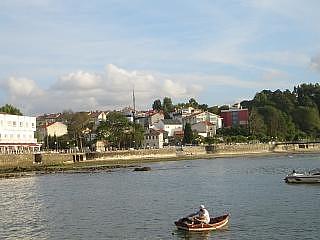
[132, 87, 136, 123]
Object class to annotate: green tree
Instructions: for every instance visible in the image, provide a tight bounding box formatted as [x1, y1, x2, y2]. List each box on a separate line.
[188, 98, 199, 108]
[163, 97, 174, 118]
[249, 108, 266, 136]
[183, 123, 193, 144]
[207, 106, 219, 115]
[152, 99, 162, 111]
[67, 112, 90, 150]
[97, 112, 144, 149]
[292, 106, 320, 135]
[0, 104, 22, 115]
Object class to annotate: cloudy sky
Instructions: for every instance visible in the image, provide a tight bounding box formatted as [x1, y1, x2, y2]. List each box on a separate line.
[1, 0, 320, 115]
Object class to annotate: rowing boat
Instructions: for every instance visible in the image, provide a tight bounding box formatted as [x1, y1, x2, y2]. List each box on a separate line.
[174, 214, 229, 232]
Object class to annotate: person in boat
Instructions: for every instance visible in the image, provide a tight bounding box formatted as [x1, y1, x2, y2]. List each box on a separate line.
[186, 205, 210, 224]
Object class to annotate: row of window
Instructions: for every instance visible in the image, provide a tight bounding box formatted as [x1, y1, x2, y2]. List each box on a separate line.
[0, 120, 35, 128]
[145, 135, 159, 140]
[0, 133, 33, 139]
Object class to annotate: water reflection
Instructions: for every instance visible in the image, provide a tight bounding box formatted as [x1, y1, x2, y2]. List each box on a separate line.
[0, 177, 48, 240]
[173, 230, 211, 240]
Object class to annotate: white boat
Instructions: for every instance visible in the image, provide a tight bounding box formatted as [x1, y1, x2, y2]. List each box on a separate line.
[284, 169, 320, 183]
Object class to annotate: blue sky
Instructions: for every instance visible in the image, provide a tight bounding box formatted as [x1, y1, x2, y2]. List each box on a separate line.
[0, 0, 320, 115]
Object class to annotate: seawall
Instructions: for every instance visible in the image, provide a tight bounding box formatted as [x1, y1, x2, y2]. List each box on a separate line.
[1, 143, 320, 170]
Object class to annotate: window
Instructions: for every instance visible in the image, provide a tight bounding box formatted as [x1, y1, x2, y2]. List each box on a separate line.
[32, 123, 35, 127]
[13, 121, 17, 127]
[7, 121, 12, 127]
[20, 122, 23, 127]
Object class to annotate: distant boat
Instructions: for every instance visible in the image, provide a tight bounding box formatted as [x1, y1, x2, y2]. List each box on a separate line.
[284, 169, 320, 183]
[133, 166, 151, 171]
[174, 214, 229, 231]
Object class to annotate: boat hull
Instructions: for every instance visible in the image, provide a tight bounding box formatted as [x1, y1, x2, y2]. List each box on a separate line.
[285, 176, 320, 183]
[175, 214, 229, 232]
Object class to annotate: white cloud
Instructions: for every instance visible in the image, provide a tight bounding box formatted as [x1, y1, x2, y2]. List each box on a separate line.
[311, 54, 320, 72]
[54, 71, 102, 90]
[6, 77, 44, 99]
[1, 64, 201, 114]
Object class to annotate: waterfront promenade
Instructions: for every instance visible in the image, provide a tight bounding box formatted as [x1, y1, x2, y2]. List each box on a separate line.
[1, 142, 320, 178]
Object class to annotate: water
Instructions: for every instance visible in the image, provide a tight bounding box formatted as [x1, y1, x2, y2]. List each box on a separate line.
[1, 154, 320, 239]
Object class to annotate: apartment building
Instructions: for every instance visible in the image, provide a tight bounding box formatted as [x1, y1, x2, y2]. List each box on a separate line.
[0, 113, 40, 153]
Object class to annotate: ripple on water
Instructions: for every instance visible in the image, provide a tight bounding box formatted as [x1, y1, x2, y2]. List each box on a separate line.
[1, 154, 320, 239]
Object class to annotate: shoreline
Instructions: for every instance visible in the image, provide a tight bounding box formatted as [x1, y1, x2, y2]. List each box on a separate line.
[1, 150, 319, 179]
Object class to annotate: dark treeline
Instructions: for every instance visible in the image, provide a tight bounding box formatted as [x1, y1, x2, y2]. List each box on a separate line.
[241, 83, 320, 141]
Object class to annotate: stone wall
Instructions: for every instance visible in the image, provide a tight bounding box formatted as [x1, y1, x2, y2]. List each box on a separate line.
[86, 148, 177, 160]
[1, 142, 320, 169]
[0, 154, 34, 168]
[273, 142, 320, 152]
[214, 143, 272, 154]
[0, 153, 74, 168]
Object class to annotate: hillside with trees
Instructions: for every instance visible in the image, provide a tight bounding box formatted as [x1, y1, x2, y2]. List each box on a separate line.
[241, 83, 320, 142]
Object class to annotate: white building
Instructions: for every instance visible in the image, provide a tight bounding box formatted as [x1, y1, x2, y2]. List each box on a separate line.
[0, 113, 40, 153]
[154, 119, 182, 137]
[38, 122, 68, 139]
[171, 107, 202, 122]
[191, 121, 216, 137]
[88, 111, 108, 125]
[143, 128, 164, 149]
[182, 111, 223, 129]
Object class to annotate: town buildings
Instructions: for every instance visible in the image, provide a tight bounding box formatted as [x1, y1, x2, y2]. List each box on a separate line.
[0, 101, 250, 153]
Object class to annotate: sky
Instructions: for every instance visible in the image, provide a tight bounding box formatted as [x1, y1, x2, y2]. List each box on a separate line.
[1, 0, 320, 115]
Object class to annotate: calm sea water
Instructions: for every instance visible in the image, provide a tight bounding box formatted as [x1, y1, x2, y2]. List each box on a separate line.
[1, 153, 320, 240]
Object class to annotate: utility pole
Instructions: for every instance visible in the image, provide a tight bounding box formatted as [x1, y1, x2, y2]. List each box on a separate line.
[45, 120, 49, 151]
[132, 87, 136, 123]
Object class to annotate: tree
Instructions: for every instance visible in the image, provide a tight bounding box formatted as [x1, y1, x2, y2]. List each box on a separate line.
[67, 112, 90, 150]
[163, 97, 174, 118]
[207, 106, 219, 114]
[97, 112, 144, 149]
[188, 98, 199, 108]
[183, 123, 193, 144]
[152, 99, 162, 111]
[0, 104, 22, 115]
[292, 106, 320, 136]
[249, 108, 266, 136]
